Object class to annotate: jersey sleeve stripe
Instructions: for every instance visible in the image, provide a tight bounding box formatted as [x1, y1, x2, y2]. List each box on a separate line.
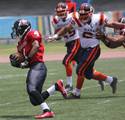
[73, 16, 82, 27]
[99, 12, 104, 25]
[53, 17, 58, 24]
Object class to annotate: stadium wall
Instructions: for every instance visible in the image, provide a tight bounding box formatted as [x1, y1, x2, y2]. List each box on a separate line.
[0, 10, 124, 40]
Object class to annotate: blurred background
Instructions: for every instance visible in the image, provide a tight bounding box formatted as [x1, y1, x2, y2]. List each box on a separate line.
[0, 0, 125, 43]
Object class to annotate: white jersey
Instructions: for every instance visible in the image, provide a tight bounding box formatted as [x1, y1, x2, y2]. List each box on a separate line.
[72, 12, 107, 48]
[52, 13, 79, 43]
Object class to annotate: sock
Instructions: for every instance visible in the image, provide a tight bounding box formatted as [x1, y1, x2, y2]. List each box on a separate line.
[93, 70, 107, 81]
[66, 76, 72, 86]
[47, 85, 56, 96]
[40, 102, 50, 112]
[76, 75, 84, 89]
[105, 76, 113, 84]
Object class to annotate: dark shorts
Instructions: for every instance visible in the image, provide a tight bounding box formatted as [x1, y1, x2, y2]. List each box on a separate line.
[76, 45, 101, 79]
[26, 62, 47, 93]
[62, 39, 80, 65]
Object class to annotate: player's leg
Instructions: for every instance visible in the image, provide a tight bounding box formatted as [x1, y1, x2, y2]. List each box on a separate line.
[63, 39, 80, 92]
[92, 69, 118, 93]
[83, 46, 117, 94]
[67, 45, 101, 99]
[93, 69, 105, 91]
[63, 62, 73, 92]
[35, 79, 67, 119]
[26, 63, 54, 119]
[26, 62, 67, 118]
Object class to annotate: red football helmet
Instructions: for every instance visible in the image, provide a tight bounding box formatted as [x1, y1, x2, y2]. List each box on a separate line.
[55, 2, 68, 19]
[79, 3, 94, 23]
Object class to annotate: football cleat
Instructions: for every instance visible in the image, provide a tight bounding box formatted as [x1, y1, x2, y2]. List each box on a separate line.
[110, 77, 118, 94]
[98, 81, 105, 91]
[35, 111, 55, 119]
[66, 92, 80, 99]
[56, 79, 68, 98]
[65, 85, 73, 93]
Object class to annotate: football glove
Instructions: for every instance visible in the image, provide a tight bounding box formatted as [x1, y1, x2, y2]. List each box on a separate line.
[9, 53, 21, 68]
[45, 34, 59, 42]
[20, 56, 30, 69]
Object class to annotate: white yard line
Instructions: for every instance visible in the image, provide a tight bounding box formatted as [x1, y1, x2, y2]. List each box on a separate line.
[0, 74, 26, 80]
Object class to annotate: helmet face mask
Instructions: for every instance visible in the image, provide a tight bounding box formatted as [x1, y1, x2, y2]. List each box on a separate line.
[55, 2, 67, 19]
[79, 3, 94, 23]
[11, 19, 31, 39]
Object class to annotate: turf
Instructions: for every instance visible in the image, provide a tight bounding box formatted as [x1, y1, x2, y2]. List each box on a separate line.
[0, 41, 124, 56]
[0, 58, 125, 120]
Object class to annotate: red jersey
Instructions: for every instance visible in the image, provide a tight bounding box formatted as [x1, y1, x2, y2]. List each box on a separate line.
[66, 1, 76, 13]
[17, 30, 44, 64]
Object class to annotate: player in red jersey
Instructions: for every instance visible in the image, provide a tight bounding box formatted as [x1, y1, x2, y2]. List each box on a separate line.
[65, 0, 76, 13]
[10, 19, 67, 119]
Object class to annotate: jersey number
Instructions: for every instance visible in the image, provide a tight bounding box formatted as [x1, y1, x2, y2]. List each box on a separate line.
[64, 30, 76, 39]
[34, 31, 39, 37]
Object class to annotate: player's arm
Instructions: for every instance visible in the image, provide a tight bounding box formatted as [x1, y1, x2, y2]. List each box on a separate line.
[28, 40, 39, 58]
[20, 40, 39, 68]
[46, 24, 73, 42]
[57, 24, 73, 37]
[105, 21, 125, 29]
[105, 34, 125, 48]
[96, 30, 125, 48]
[99, 33, 125, 48]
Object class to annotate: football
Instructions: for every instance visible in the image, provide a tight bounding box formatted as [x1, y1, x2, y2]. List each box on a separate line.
[10, 52, 25, 63]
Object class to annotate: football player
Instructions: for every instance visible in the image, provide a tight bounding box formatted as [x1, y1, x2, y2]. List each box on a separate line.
[65, 0, 76, 13]
[10, 19, 67, 119]
[51, 2, 81, 92]
[49, 2, 105, 93]
[96, 17, 125, 48]
[46, 3, 125, 98]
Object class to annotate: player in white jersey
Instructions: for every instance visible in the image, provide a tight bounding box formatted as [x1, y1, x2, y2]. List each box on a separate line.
[49, 2, 105, 93]
[47, 3, 125, 98]
[51, 2, 81, 92]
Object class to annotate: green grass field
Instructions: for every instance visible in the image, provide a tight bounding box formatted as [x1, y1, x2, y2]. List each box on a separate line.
[0, 58, 125, 120]
[0, 41, 125, 56]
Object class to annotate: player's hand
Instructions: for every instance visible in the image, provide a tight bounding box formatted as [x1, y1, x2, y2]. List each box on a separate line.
[96, 31, 106, 40]
[44, 34, 58, 42]
[20, 56, 29, 69]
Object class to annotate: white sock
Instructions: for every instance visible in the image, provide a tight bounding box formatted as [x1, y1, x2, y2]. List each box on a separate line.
[66, 76, 72, 86]
[105, 76, 113, 84]
[40, 102, 50, 111]
[47, 85, 56, 96]
[73, 88, 81, 96]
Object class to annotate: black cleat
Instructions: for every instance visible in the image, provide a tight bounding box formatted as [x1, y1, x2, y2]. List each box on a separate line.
[65, 85, 73, 93]
[66, 92, 80, 99]
[98, 81, 105, 91]
[110, 77, 118, 94]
